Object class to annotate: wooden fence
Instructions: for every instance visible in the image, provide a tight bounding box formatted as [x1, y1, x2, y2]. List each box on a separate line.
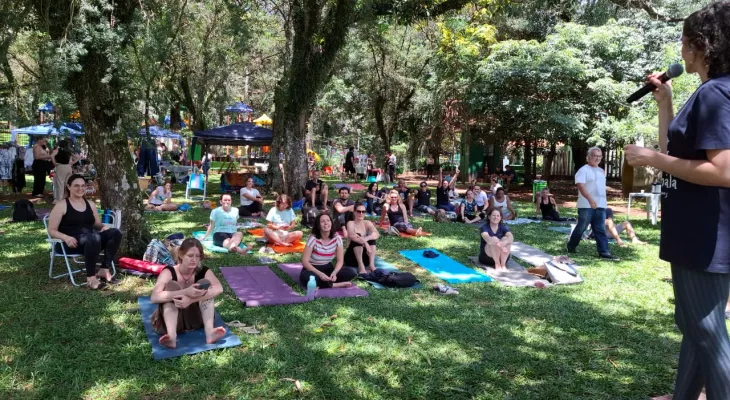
[549, 147, 623, 179]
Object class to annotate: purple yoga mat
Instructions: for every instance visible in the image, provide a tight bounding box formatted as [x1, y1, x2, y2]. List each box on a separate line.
[277, 263, 369, 299]
[220, 266, 308, 307]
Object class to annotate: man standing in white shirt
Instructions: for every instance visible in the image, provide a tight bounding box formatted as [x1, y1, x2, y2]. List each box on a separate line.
[567, 147, 618, 261]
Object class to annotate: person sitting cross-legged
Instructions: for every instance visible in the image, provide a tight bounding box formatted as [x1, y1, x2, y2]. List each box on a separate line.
[146, 181, 178, 211]
[414, 181, 437, 216]
[300, 213, 358, 288]
[535, 187, 568, 221]
[364, 182, 386, 215]
[201, 194, 251, 254]
[489, 187, 517, 221]
[150, 238, 226, 349]
[264, 194, 304, 247]
[479, 207, 514, 270]
[458, 189, 484, 223]
[239, 177, 264, 217]
[380, 189, 423, 236]
[344, 202, 380, 274]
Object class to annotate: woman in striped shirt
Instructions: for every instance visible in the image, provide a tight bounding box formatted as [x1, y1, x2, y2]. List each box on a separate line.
[300, 213, 358, 288]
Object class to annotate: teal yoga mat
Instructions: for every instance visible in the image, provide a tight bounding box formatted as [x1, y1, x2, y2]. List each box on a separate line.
[398, 248, 492, 284]
[364, 257, 423, 289]
[138, 296, 241, 360]
[192, 231, 253, 253]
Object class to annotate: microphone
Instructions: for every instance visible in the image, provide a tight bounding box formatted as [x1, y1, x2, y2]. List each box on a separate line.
[626, 63, 684, 103]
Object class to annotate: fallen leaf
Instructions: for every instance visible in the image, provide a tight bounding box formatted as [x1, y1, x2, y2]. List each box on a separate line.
[407, 336, 412, 345]
[320, 323, 335, 328]
[280, 378, 303, 392]
[329, 314, 338, 321]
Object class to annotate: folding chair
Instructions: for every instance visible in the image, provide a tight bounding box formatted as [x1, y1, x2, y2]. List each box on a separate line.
[44, 215, 117, 287]
[185, 172, 207, 201]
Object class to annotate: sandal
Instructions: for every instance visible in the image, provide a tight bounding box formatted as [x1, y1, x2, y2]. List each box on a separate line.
[99, 276, 122, 285]
[89, 281, 108, 291]
[228, 320, 261, 334]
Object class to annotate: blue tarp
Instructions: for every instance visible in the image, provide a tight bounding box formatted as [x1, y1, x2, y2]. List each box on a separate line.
[193, 122, 272, 146]
[38, 102, 55, 112]
[138, 125, 182, 139]
[224, 102, 253, 113]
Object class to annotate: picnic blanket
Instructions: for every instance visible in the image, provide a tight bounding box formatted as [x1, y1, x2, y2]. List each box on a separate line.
[138, 296, 241, 360]
[510, 242, 583, 285]
[399, 248, 492, 284]
[468, 256, 551, 287]
[362, 257, 423, 289]
[277, 263, 369, 298]
[220, 266, 308, 307]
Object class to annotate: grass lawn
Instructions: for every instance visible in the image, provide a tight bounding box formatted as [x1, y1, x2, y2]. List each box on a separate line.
[0, 175, 685, 399]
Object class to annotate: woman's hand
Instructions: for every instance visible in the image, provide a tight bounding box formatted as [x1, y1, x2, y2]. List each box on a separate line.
[647, 73, 673, 105]
[173, 295, 193, 309]
[364, 244, 373, 256]
[186, 284, 207, 298]
[317, 271, 332, 281]
[624, 144, 657, 167]
[329, 271, 339, 282]
[63, 235, 78, 248]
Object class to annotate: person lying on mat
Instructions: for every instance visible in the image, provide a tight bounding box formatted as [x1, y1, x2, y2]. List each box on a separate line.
[436, 167, 458, 212]
[47, 174, 123, 290]
[535, 187, 568, 221]
[458, 189, 483, 224]
[150, 238, 226, 349]
[479, 207, 514, 270]
[239, 177, 264, 217]
[488, 187, 517, 221]
[201, 194, 250, 254]
[364, 182, 385, 215]
[333, 187, 355, 238]
[146, 180, 177, 211]
[380, 189, 423, 236]
[301, 213, 358, 288]
[304, 169, 329, 211]
[264, 194, 304, 247]
[586, 208, 645, 247]
[414, 181, 437, 216]
[345, 202, 380, 274]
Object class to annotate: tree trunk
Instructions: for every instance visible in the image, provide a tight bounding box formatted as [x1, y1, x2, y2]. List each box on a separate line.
[572, 139, 588, 173]
[523, 140, 533, 185]
[71, 50, 151, 257]
[532, 139, 538, 180]
[543, 142, 556, 181]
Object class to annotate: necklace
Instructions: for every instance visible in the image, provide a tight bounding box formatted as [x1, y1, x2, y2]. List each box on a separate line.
[179, 266, 196, 284]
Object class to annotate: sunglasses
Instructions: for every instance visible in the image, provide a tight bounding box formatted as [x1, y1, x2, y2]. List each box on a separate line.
[355, 210, 366, 214]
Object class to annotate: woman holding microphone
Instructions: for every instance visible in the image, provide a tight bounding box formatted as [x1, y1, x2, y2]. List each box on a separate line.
[625, 2, 730, 398]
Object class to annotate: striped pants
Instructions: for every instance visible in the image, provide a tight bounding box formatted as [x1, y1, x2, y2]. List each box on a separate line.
[671, 264, 730, 400]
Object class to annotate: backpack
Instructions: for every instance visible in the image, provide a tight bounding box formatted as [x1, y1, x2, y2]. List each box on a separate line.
[12, 199, 37, 222]
[142, 239, 175, 266]
[11, 158, 26, 192]
[378, 272, 419, 288]
[301, 206, 319, 228]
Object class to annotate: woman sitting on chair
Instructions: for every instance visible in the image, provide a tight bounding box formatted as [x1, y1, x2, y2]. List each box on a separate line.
[201, 194, 249, 254]
[150, 238, 226, 349]
[479, 207, 514, 270]
[345, 202, 380, 274]
[146, 181, 177, 211]
[264, 194, 304, 247]
[380, 189, 423, 236]
[301, 213, 358, 288]
[47, 174, 123, 290]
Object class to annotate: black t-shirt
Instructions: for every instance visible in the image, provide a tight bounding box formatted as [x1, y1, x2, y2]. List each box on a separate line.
[415, 189, 431, 207]
[305, 179, 323, 194]
[55, 148, 72, 165]
[396, 187, 410, 201]
[436, 187, 449, 206]
[333, 198, 355, 220]
[345, 151, 355, 167]
[661, 75, 730, 273]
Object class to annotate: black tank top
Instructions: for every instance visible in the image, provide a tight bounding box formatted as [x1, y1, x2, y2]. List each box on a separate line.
[165, 266, 209, 283]
[59, 198, 95, 237]
[540, 200, 556, 218]
[387, 204, 404, 225]
[55, 149, 71, 165]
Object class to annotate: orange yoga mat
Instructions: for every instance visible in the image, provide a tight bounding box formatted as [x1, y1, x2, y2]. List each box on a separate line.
[248, 228, 265, 237]
[271, 241, 306, 254]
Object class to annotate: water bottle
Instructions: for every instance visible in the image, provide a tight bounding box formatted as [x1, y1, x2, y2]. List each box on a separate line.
[103, 209, 110, 224]
[306, 276, 317, 300]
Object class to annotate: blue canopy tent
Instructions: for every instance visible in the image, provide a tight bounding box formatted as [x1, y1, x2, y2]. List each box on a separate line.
[138, 125, 182, 139]
[163, 115, 187, 128]
[10, 122, 84, 142]
[38, 102, 55, 112]
[224, 102, 253, 113]
[193, 122, 272, 146]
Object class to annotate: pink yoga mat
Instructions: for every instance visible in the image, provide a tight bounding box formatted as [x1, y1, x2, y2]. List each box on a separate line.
[220, 266, 308, 307]
[277, 263, 369, 299]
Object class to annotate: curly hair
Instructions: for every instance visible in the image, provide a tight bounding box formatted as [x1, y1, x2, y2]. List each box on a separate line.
[311, 212, 340, 239]
[683, 1, 730, 78]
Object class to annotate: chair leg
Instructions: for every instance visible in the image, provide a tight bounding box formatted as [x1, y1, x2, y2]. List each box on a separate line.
[66, 256, 85, 287]
[49, 249, 56, 279]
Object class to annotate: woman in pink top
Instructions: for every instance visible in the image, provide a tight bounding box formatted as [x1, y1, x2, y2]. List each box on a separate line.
[300, 213, 358, 288]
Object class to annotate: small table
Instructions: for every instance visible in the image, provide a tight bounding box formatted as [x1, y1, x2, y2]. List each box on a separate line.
[627, 192, 661, 225]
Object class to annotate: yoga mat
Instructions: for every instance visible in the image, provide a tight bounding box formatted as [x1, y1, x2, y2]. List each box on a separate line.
[333, 183, 366, 191]
[468, 256, 551, 288]
[277, 263, 369, 298]
[271, 241, 306, 254]
[377, 223, 431, 237]
[364, 257, 423, 289]
[0, 205, 9, 211]
[137, 296, 241, 360]
[35, 208, 51, 220]
[220, 266, 308, 307]
[399, 248, 492, 284]
[191, 231, 252, 253]
[248, 228, 265, 237]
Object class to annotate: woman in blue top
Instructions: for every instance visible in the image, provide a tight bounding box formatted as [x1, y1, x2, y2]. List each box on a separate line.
[201, 194, 249, 254]
[479, 207, 513, 270]
[624, 3, 730, 398]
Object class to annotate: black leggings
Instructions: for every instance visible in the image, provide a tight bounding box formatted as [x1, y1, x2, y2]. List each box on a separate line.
[32, 160, 48, 196]
[479, 251, 510, 266]
[63, 229, 122, 276]
[213, 232, 233, 247]
[542, 210, 568, 221]
[344, 239, 377, 267]
[299, 262, 358, 288]
[239, 202, 261, 216]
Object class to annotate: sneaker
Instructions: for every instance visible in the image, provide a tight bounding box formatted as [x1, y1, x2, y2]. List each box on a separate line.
[434, 284, 459, 295]
[599, 253, 620, 261]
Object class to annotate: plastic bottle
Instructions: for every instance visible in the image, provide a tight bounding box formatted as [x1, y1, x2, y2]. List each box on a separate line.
[306, 276, 317, 300]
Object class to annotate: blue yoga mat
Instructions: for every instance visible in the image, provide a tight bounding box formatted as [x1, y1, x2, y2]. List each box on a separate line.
[0, 205, 9, 211]
[364, 257, 423, 289]
[399, 248, 492, 284]
[138, 296, 242, 360]
[192, 231, 253, 254]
